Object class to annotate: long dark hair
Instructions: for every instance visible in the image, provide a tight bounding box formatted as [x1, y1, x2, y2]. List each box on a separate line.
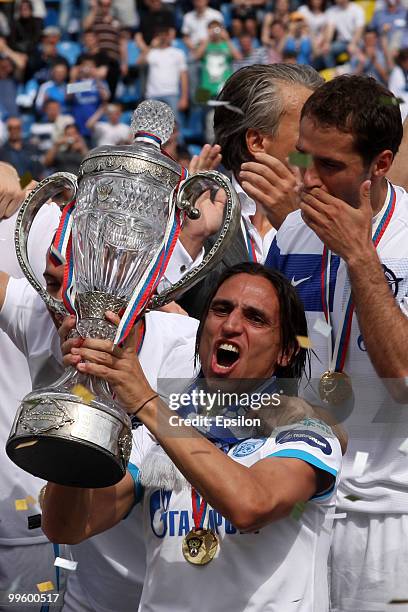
[194, 262, 310, 382]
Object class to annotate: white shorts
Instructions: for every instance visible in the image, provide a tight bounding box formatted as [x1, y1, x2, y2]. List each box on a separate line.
[329, 511, 408, 612]
[0, 542, 67, 611]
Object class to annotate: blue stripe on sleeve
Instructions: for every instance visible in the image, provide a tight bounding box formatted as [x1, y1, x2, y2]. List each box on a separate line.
[267, 449, 337, 501]
[127, 462, 143, 504]
[267, 449, 337, 477]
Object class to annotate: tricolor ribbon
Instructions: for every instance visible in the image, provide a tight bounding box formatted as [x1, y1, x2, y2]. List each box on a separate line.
[114, 165, 188, 345]
[49, 199, 77, 315]
[321, 181, 396, 373]
[243, 218, 257, 263]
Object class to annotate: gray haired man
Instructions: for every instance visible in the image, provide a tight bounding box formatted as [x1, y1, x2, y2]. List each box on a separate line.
[176, 63, 323, 318]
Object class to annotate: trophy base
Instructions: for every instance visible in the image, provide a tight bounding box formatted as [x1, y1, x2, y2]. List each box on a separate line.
[6, 432, 126, 488]
[6, 389, 133, 488]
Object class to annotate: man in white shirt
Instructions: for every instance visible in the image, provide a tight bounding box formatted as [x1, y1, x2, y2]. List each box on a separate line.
[86, 103, 131, 147]
[171, 63, 323, 318]
[0, 164, 63, 610]
[42, 262, 345, 612]
[182, 0, 224, 51]
[0, 250, 198, 612]
[326, 0, 366, 67]
[266, 74, 408, 611]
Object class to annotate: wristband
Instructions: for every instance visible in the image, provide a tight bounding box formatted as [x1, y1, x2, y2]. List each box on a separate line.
[133, 393, 159, 416]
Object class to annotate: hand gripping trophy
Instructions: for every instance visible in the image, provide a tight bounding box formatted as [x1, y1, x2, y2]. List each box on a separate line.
[6, 101, 240, 487]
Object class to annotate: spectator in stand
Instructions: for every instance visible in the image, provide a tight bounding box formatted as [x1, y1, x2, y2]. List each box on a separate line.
[14, 0, 46, 19]
[8, 0, 42, 56]
[0, 36, 27, 76]
[261, 0, 292, 44]
[325, 0, 366, 67]
[79, 29, 112, 83]
[283, 12, 313, 65]
[25, 26, 69, 84]
[0, 57, 19, 118]
[137, 25, 189, 121]
[86, 102, 131, 146]
[261, 19, 286, 63]
[0, 116, 43, 179]
[30, 99, 74, 155]
[371, 0, 408, 52]
[68, 54, 110, 141]
[389, 48, 408, 121]
[233, 33, 267, 70]
[350, 26, 390, 84]
[182, 0, 224, 53]
[83, 0, 125, 97]
[135, 0, 175, 51]
[35, 61, 69, 114]
[298, 0, 331, 66]
[231, 0, 266, 39]
[44, 122, 88, 174]
[195, 20, 242, 99]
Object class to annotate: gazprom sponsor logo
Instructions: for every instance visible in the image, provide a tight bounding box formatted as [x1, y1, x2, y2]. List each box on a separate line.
[149, 489, 237, 538]
[276, 429, 332, 455]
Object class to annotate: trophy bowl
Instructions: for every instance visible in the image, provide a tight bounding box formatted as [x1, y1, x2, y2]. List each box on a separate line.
[6, 100, 241, 487]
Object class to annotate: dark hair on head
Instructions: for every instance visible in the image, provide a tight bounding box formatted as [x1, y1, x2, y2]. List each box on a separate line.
[213, 64, 323, 175]
[194, 262, 310, 382]
[396, 47, 408, 66]
[306, 0, 328, 11]
[301, 74, 403, 165]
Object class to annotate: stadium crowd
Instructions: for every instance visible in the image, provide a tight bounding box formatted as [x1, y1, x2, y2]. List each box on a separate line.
[2, 0, 408, 176]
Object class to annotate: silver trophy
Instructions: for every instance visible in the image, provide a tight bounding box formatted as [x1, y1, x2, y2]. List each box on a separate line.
[6, 100, 240, 487]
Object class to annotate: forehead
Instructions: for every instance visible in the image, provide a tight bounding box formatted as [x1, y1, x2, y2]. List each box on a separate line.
[298, 115, 359, 160]
[212, 273, 280, 314]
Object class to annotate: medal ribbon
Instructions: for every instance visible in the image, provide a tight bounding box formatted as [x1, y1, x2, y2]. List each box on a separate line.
[321, 182, 396, 372]
[242, 218, 257, 262]
[191, 488, 208, 530]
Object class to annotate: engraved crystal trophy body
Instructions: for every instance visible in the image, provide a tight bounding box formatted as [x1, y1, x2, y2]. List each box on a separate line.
[6, 101, 240, 487]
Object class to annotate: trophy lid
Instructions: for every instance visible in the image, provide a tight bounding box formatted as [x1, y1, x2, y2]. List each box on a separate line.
[78, 100, 181, 184]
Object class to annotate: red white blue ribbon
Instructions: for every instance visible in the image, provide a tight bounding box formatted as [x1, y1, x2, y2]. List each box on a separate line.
[114, 166, 188, 345]
[243, 219, 257, 262]
[321, 181, 396, 373]
[49, 199, 77, 315]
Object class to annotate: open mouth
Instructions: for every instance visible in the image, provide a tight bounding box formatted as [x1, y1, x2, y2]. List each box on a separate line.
[216, 343, 240, 369]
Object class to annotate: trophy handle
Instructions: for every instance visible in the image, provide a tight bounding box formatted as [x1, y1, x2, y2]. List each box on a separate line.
[15, 172, 78, 317]
[150, 170, 241, 308]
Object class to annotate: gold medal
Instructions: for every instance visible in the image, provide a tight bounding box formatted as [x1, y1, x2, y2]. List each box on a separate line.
[182, 528, 218, 565]
[319, 371, 352, 405]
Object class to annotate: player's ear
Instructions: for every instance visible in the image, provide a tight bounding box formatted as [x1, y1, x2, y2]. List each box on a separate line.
[370, 149, 393, 178]
[246, 129, 269, 155]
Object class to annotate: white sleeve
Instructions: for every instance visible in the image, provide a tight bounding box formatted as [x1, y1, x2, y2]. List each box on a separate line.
[267, 417, 342, 502]
[159, 239, 204, 287]
[0, 277, 63, 388]
[27, 203, 61, 284]
[181, 14, 191, 37]
[389, 67, 408, 99]
[178, 49, 187, 71]
[355, 4, 365, 28]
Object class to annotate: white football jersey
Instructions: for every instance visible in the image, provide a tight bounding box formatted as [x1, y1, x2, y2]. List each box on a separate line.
[129, 418, 342, 612]
[267, 183, 408, 513]
[0, 280, 199, 611]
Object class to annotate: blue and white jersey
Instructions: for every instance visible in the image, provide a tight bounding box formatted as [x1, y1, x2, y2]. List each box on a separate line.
[129, 418, 342, 612]
[266, 183, 408, 513]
